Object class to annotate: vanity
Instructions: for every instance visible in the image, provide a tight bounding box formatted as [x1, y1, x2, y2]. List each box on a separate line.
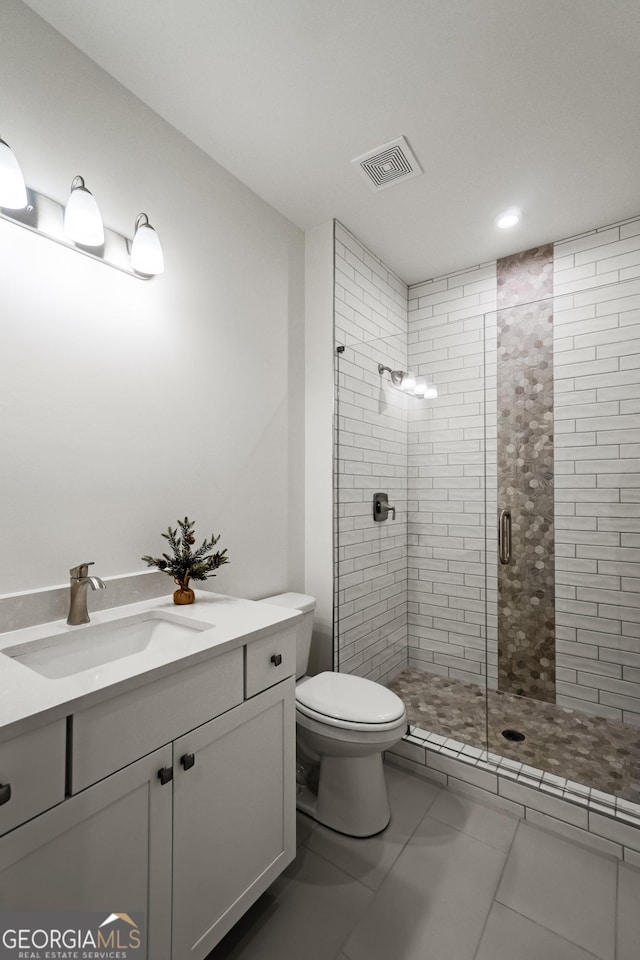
[0, 592, 299, 959]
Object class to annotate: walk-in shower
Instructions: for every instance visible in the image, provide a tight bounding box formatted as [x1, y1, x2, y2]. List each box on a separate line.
[333, 223, 640, 813]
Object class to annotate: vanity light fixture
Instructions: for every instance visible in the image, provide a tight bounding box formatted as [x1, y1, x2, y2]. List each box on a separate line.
[63, 175, 104, 247]
[130, 212, 164, 275]
[0, 136, 28, 210]
[378, 363, 437, 400]
[0, 133, 163, 279]
[496, 207, 521, 229]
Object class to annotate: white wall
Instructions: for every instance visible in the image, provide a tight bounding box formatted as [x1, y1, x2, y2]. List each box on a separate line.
[0, 0, 305, 600]
[304, 220, 335, 673]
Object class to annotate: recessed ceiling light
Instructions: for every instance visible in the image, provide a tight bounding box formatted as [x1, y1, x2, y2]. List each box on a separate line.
[496, 207, 521, 229]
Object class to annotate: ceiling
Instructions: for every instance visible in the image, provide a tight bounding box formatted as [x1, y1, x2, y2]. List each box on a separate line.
[21, 0, 640, 284]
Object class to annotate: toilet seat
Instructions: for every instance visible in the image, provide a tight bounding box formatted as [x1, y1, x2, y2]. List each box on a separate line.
[296, 672, 406, 732]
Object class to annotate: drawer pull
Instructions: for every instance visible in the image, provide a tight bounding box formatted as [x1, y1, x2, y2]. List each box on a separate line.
[181, 753, 195, 771]
[270, 654, 283, 667]
[0, 783, 11, 806]
[158, 766, 173, 786]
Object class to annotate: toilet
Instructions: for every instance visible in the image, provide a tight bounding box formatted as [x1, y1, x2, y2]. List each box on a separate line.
[261, 592, 407, 837]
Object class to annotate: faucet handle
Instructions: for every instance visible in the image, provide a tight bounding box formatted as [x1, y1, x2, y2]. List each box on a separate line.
[69, 562, 95, 579]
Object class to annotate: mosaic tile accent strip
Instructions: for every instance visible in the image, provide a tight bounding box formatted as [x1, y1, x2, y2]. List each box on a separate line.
[497, 244, 556, 701]
[388, 667, 640, 804]
[496, 244, 554, 307]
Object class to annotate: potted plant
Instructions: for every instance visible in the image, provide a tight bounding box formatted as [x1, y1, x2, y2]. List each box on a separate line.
[142, 516, 229, 604]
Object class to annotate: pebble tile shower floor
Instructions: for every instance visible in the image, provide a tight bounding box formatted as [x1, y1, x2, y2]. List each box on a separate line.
[388, 668, 640, 803]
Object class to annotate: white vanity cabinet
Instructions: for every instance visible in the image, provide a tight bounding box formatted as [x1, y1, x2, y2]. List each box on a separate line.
[0, 622, 297, 960]
[0, 744, 173, 959]
[172, 678, 295, 958]
[0, 719, 66, 835]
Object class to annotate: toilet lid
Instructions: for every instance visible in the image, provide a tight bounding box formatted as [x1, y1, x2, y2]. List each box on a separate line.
[296, 672, 405, 725]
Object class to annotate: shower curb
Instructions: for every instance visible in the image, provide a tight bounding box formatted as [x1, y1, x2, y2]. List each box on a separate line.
[386, 725, 640, 866]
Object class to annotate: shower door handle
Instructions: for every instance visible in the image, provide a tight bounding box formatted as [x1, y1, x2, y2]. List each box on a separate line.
[498, 509, 511, 565]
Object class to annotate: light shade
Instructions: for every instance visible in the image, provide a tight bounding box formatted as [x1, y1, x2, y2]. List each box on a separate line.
[131, 213, 164, 275]
[414, 380, 427, 397]
[402, 370, 416, 392]
[0, 137, 28, 209]
[64, 175, 104, 246]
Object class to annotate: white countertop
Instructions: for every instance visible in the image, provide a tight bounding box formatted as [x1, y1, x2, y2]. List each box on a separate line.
[0, 591, 300, 741]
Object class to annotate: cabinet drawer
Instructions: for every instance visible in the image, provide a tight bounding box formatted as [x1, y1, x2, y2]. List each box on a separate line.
[0, 720, 66, 837]
[72, 646, 243, 793]
[245, 626, 296, 698]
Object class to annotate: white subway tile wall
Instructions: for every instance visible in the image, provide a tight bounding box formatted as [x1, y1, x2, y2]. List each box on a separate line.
[335, 214, 640, 722]
[406, 265, 498, 687]
[334, 222, 409, 682]
[553, 216, 640, 724]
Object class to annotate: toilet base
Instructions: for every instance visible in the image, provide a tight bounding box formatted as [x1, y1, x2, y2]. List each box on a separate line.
[296, 752, 391, 838]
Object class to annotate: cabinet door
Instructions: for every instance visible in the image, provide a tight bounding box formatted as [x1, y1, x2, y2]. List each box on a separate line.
[0, 744, 172, 960]
[172, 676, 296, 960]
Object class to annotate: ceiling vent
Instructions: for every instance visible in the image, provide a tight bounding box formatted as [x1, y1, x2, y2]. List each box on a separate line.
[351, 136, 423, 193]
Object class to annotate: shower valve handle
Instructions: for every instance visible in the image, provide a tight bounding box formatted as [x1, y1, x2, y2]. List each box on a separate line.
[373, 492, 396, 521]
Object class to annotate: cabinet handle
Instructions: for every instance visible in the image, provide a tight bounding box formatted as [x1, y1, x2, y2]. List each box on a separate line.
[181, 753, 195, 771]
[0, 783, 11, 806]
[158, 766, 173, 785]
[270, 654, 283, 667]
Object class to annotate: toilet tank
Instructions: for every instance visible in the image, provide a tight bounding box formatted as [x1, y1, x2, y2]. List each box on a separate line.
[260, 592, 316, 677]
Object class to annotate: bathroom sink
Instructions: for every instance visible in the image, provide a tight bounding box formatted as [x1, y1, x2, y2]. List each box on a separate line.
[2, 611, 214, 679]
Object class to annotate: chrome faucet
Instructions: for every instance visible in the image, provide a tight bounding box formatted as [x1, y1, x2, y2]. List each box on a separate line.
[67, 562, 106, 625]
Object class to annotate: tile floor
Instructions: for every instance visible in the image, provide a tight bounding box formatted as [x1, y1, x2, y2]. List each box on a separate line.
[388, 668, 640, 802]
[208, 763, 640, 960]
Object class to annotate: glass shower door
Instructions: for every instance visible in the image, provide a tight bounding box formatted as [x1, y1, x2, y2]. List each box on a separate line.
[486, 272, 640, 805]
[334, 316, 490, 756]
